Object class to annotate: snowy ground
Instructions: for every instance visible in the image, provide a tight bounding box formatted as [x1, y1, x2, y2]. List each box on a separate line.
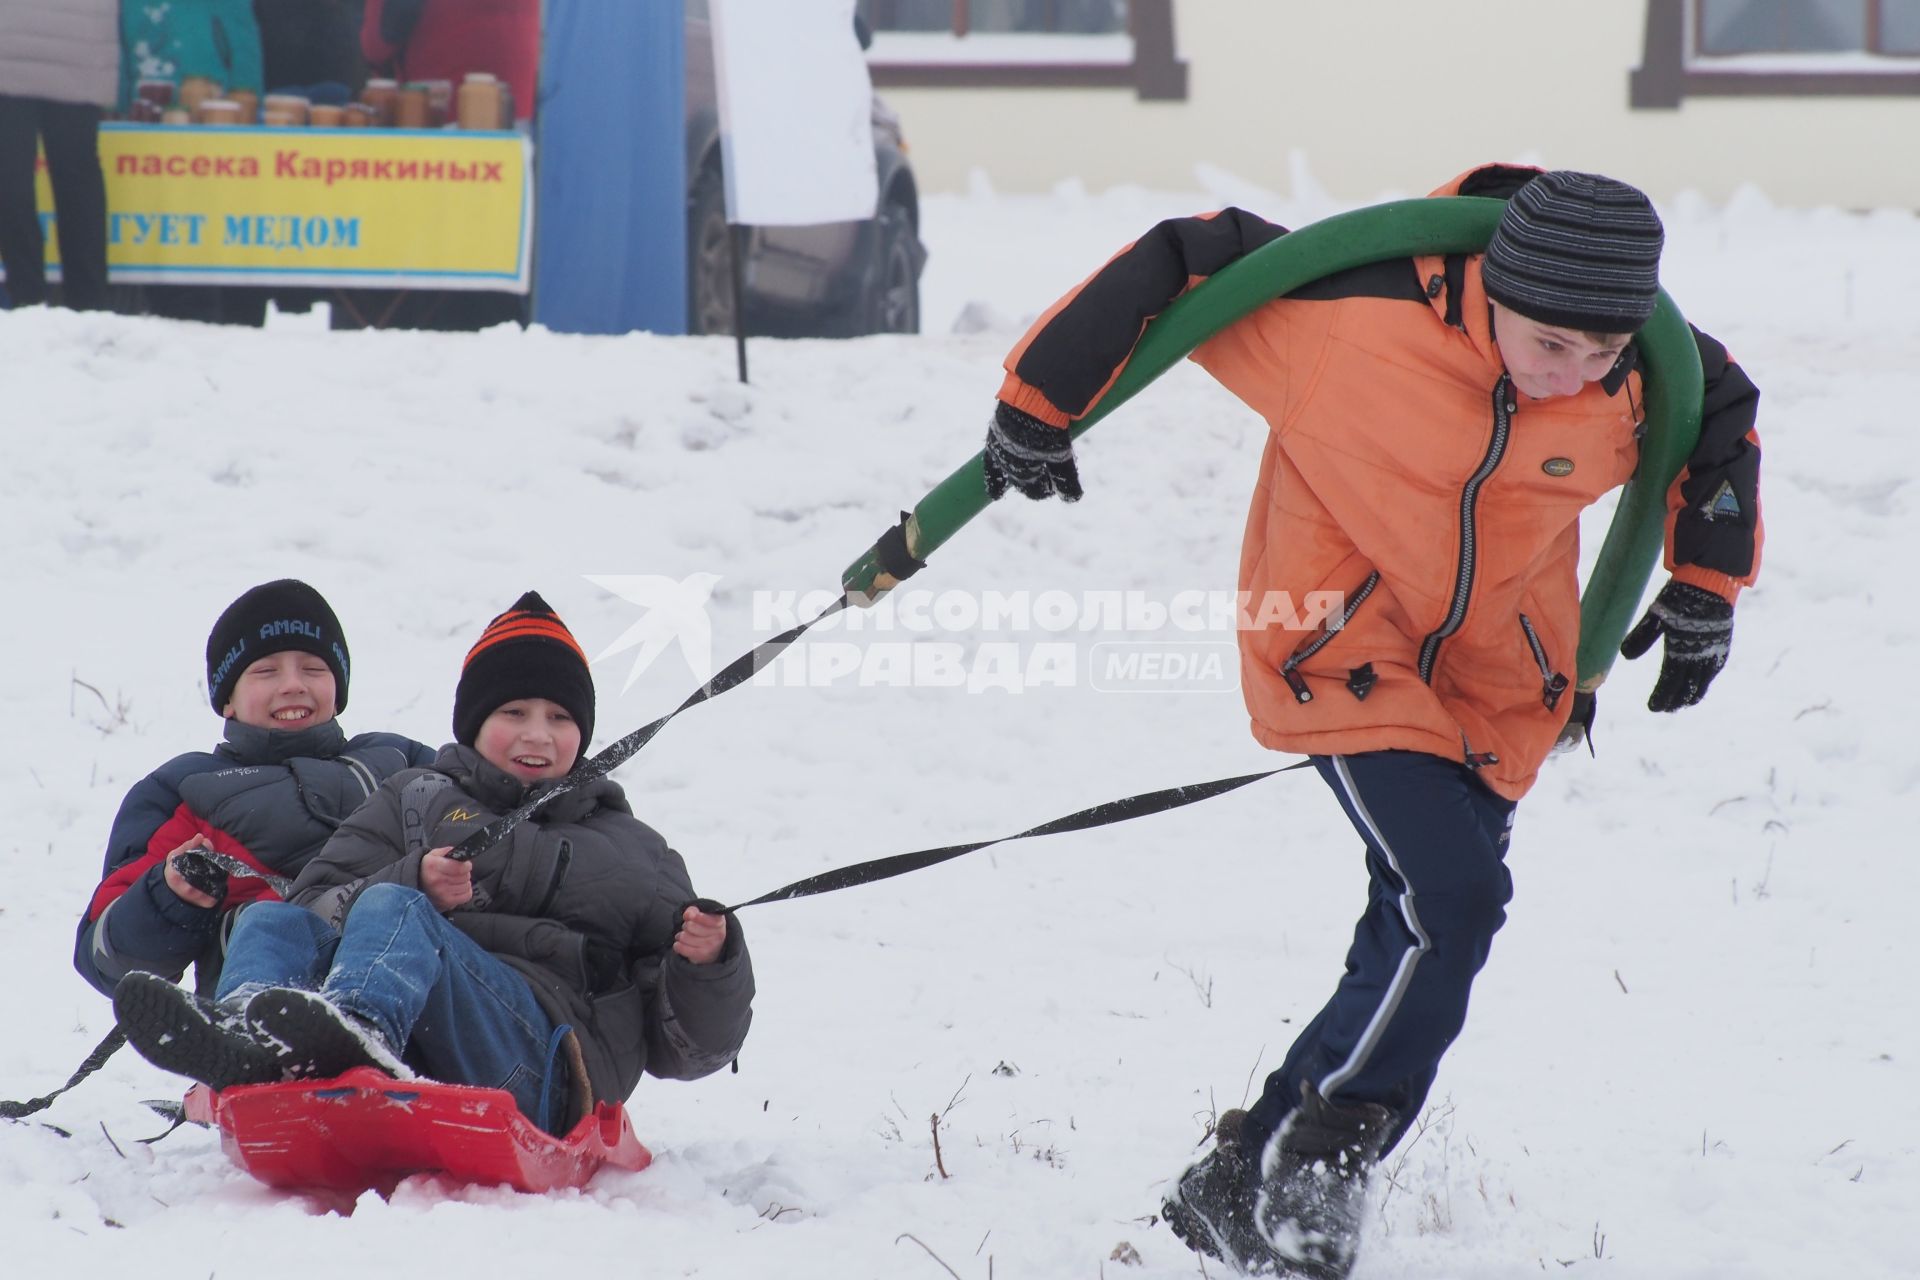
[3, 166, 1918, 1279]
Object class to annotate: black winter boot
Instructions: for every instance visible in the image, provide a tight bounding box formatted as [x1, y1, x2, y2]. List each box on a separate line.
[1254, 1084, 1395, 1279]
[1163, 1108, 1280, 1273]
[245, 987, 409, 1080]
[114, 971, 285, 1091]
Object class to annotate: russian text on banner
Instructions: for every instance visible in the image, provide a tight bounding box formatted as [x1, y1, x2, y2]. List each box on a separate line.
[20, 124, 533, 292]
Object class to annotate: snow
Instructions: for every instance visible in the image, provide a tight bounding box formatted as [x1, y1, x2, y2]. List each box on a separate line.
[4, 166, 1919, 1279]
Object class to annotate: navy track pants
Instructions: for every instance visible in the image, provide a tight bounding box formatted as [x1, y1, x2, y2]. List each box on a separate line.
[1241, 750, 1518, 1155]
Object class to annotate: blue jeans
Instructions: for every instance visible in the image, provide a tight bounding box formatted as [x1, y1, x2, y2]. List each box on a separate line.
[1243, 751, 1518, 1156]
[218, 884, 565, 1133]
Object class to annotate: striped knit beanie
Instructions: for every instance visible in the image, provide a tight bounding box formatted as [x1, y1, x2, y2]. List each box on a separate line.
[452, 591, 595, 749]
[1481, 171, 1665, 335]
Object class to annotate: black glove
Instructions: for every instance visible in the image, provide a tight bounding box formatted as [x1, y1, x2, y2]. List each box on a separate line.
[983, 402, 1082, 502]
[1618, 580, 1734, 712]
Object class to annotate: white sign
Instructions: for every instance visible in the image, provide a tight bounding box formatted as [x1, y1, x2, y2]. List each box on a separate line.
[708, 0, 879, 226]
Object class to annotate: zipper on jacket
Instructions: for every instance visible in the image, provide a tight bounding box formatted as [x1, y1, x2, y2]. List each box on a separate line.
[1518, 613, 1569, 710]
[531, 838, 572, 919]
[341, 754, 377, 800]
[1280, 571, 1381, 703]
[1418, 376, 1514, 684]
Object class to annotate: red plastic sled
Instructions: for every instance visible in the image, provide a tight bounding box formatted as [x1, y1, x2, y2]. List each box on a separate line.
[183, 1067, 652, 1194]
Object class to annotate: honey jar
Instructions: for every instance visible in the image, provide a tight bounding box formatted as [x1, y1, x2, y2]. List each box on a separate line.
[456, 72, 502, 130]
[361, 77, 399, 125]
[178, 76, 222, 115]
[395, 84, 430, 128]
[262, 93, 310, 125]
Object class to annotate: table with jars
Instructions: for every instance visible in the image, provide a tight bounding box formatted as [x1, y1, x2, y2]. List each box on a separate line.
[130, 71, 517, 131]
[66, 70, 534, 323]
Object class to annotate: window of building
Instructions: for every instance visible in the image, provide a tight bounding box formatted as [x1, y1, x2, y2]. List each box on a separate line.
[857, 0, 1188, 100]
[1697, 0, 1920, 54]
[1633, 0, 1920, 104]
[864, 1, 1130, 35]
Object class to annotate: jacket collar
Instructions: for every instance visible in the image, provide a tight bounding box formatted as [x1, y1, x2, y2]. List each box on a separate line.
[218, 717, 349, 766]
[1420, 254, 1643, 405]
[432, 743, 609, 823]
[1415, 162, 1551, 378]
[1412, 251, 1504, 373]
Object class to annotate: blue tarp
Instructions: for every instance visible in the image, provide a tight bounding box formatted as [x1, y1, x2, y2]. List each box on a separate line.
[534, 0, 685, 335]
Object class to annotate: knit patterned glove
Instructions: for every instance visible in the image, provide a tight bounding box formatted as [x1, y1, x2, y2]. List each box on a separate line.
[1619, 580, 1734, 712]
[983, 403, 1082, 502]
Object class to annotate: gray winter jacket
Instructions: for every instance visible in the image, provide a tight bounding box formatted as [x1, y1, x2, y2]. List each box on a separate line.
[0, 0, 118, 108]
[288, 745, 755, 1106]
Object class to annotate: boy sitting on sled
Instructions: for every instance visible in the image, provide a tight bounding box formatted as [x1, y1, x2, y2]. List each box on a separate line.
[76, 580, 437, 999]
[116, 591, 755, 1135]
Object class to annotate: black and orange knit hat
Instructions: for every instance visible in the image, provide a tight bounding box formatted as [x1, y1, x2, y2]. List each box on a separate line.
[452, 591, 595, 750]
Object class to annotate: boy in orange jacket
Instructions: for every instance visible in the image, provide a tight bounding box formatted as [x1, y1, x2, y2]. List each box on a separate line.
[984, 165, 1761, 1278]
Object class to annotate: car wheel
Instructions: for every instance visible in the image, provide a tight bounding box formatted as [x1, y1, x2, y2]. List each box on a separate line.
[867, 200, 920, 335]
[687, 165, 736, 335]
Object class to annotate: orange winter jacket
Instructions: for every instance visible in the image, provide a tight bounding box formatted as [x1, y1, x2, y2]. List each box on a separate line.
[998, 164, 1763, 800]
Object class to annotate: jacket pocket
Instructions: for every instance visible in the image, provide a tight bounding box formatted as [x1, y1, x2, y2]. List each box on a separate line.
[530, 838, 572, 919]
[1280, 570, 1380, 704]
[1518, 613, 1570, 710]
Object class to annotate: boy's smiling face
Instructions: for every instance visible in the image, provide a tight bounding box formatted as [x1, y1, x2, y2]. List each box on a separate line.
[223, 651, 338, 731]
[475, 697, 582, 783]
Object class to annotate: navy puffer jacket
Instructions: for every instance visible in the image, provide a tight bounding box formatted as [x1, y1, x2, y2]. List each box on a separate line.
[75, 718, 435, 996]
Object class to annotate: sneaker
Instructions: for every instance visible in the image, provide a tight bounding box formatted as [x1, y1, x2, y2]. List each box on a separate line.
[1254, 1085, 1395, 1280]
[244, 987, 411, 1081]
[1163, 1108, 1282, 1274]
[113, 970, 285, 1091]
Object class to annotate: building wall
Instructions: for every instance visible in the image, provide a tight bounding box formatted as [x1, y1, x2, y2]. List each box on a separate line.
[873, 0, 1920, 208]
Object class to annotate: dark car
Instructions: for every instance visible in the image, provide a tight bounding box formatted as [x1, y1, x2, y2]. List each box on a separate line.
[684, 2, 926, 337]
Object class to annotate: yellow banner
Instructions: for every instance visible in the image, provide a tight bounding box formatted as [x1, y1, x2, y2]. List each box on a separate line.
[29, 124, 531, 292]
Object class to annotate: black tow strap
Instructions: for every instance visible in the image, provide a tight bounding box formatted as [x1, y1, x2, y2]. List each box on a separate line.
[721, 761, 1311, 913]
[447, 594, 855, 862]
[0, 1027, 126, 1120]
